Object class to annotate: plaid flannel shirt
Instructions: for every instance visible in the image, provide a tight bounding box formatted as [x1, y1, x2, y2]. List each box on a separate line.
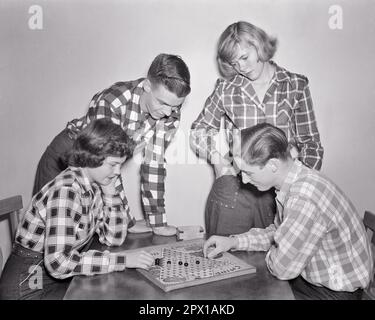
[15, 167, 130, 279]
[66, 79, 181, 227]
[232, 160, 373, 292]
[190, 61, 323, 170]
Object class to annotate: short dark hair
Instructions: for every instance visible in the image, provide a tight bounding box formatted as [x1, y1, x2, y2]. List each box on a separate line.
[240, 123, 290, 167]
[67, 118, 136, 168]
[147, 53, 191, 98]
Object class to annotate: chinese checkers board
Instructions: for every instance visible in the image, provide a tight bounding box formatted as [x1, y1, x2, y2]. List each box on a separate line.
[136, 238, 256, 292]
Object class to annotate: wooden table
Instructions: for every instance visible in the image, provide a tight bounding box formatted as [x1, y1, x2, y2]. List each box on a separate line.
[64, 232, 295, 300]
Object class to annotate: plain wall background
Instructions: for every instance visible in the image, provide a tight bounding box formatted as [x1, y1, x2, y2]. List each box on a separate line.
[1, 0, 375, 267]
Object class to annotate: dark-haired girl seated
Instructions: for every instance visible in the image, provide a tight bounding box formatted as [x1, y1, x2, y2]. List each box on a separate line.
[0, 119, 154, 300]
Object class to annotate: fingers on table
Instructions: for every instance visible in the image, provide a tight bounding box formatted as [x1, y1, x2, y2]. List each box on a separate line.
[203, 237, 216, 257]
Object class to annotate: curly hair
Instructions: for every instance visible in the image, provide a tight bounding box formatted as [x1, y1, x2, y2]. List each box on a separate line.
[147, 53, 191, 98]
[67, 118, 136, 168]
[217, 21, 278, 80]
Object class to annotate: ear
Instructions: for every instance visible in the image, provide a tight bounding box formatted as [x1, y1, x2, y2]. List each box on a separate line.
[143, 78, 152, 93]
[267, 158, 280, 173]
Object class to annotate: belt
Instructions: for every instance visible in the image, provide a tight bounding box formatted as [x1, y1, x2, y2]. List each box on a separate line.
[12, 243, 43, 259]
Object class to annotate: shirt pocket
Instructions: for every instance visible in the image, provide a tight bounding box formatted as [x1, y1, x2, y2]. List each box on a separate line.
[226, 102, 257, 129]
[276, 99, 293, 127]
[222, 92, 244, 122]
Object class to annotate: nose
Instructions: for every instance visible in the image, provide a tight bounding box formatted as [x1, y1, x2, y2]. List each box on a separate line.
[113, 164, 121, 176]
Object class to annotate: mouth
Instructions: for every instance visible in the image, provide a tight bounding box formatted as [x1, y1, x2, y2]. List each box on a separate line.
[242, 70, 257, 80]
[151, 112, 164, 119]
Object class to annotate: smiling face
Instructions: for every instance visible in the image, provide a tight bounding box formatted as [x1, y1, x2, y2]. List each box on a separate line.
[86, 156, 127, 186]
[141, 80, 186, 120]
[230, 41, 264, 80]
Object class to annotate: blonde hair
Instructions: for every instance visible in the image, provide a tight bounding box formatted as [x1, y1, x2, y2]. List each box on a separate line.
[217, 21, 278, 79]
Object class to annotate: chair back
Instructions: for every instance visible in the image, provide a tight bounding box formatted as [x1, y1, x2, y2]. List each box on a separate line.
[0, 195, 23, 276]
[363, 210, 375, 300]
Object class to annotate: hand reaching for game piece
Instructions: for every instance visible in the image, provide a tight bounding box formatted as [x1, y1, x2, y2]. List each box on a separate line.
[206, 247, 223, 259]
[203, 235, 238, 259]
[125, 250, 154, 269]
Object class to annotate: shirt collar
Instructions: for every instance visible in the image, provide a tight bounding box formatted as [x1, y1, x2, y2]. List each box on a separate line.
[276, 159, 304, 205]
[271, 61, 290, 83]
[133, 78, 146, 116]
[226, 60, 292, 88]
[136, 78, 146, 91]
[69, 167, 98, 197]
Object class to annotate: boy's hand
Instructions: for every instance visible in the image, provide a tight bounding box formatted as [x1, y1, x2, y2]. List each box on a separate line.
[203, 235, 238, 259]
[125, 250, 154, 269]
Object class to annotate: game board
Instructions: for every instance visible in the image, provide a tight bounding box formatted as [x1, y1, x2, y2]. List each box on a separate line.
[135, 238, 256, 292]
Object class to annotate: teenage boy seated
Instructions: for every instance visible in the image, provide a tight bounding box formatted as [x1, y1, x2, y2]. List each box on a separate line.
[0, 119, 154, 300]
[32, 53, 191, 236]
[203, 123, 373, 300]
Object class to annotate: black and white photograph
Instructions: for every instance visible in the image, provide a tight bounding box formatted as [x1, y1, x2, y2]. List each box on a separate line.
[0, 0, 374, 309]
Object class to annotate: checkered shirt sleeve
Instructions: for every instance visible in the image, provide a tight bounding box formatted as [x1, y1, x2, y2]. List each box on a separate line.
[67, 82, 135, 136]
[291, 78, 323, 170]
[113, 174, 136, 229]
[43, 186, 128, 279]
[190, 79, 225, 163]
[99, 188, 132, 247]
[232, 224, 277, 252]
[140, 116, 180, 227]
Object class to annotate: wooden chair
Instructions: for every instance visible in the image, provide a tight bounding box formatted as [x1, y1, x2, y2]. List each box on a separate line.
[0, 195, 23, 276]
[363, 210, 375, 300]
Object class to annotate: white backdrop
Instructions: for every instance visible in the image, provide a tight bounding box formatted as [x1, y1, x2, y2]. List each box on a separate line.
[1, 0, 375, 265]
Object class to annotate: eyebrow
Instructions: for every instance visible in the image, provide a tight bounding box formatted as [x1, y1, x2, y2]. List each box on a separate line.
[107, 159, 124, 164]
[231, 52, 247, 65]
[238, 52, 248, 59]
[156, 98, 172, 107]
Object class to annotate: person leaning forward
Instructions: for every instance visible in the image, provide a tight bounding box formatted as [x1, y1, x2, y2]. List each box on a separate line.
[0, 119, 154, 300]
[204, 123, 373, 300]
[190, 21, 323, 236]
[32, 53, 191, 236]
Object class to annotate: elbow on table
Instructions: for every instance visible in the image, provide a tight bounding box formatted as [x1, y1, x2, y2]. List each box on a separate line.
[48, 270, 71, 280]
[44, 262, 72, 280]
[44, 255, 73, 280]
[101, 230, 127, 247]
[267, 263, 301, 281]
